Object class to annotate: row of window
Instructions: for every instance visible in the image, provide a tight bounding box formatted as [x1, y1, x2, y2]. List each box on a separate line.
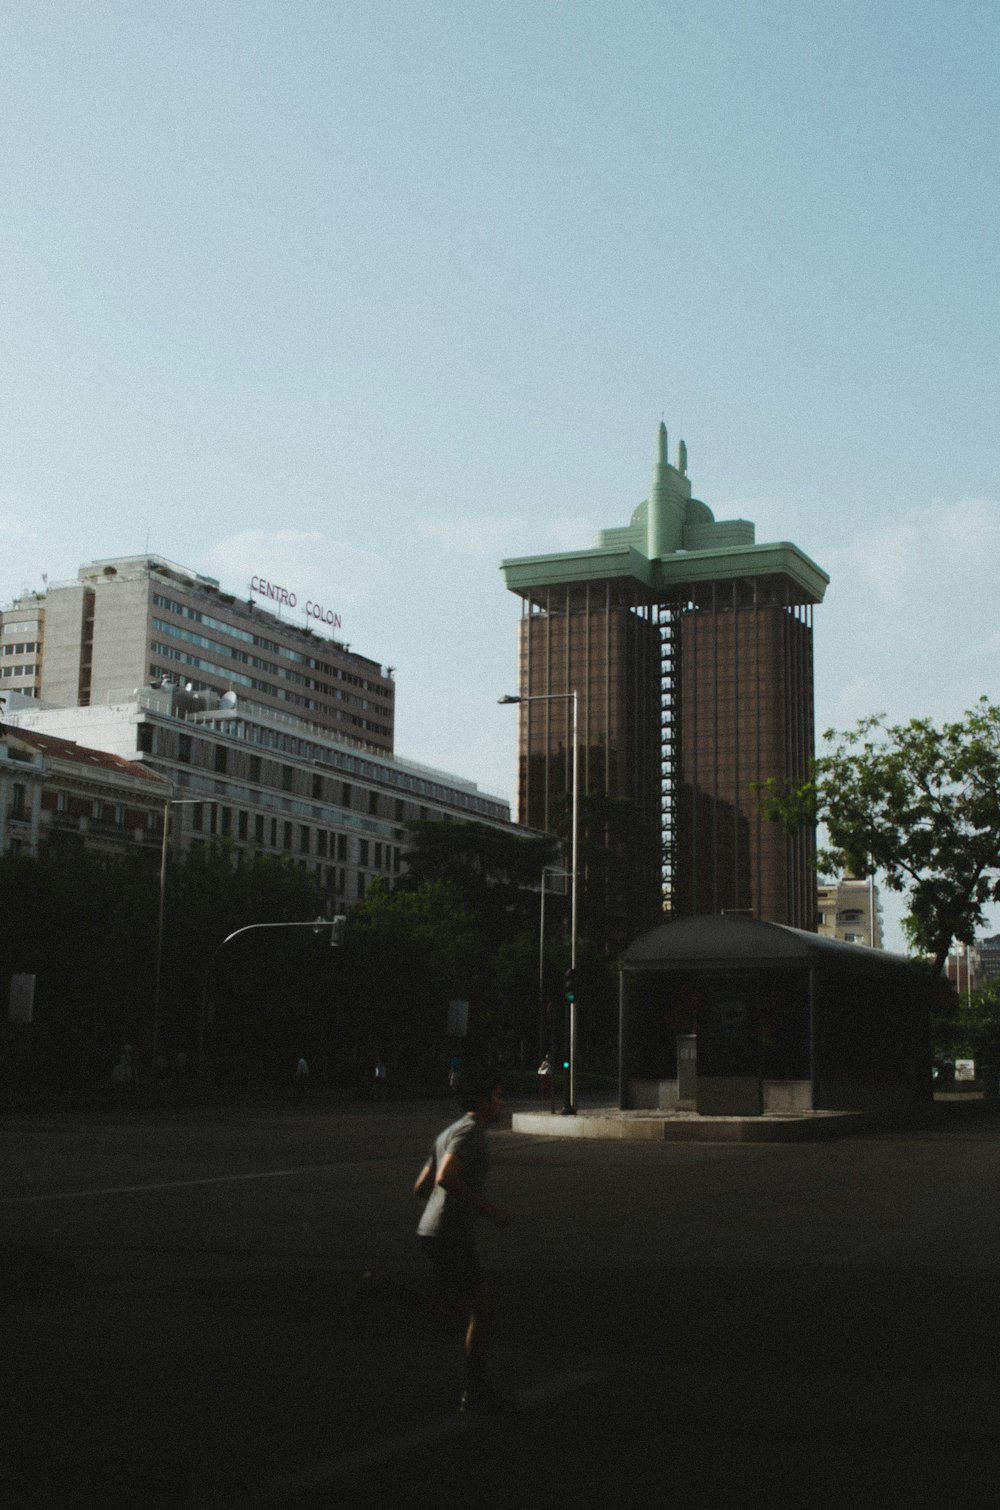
[149, 651, 392, 739]
[186, 800, 400, 872]
[153, 617, 390, 713]
[2, 641, 40, 655]
[190, 716, 504, 820]
[152, 592, 391, 696]
[5, 782, 159, 830]
[1, 664, 37, 677]
[167, 730, 448, 831]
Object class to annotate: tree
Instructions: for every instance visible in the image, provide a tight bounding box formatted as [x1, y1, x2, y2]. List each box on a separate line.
[758, 699, 1000, 976]
[938, 973, 1000, 1067]
[344, 876, 482, 1073]
[401, 820, 556, 940]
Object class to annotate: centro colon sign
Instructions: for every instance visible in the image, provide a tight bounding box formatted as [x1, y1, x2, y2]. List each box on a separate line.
[251, 577, 342, 630]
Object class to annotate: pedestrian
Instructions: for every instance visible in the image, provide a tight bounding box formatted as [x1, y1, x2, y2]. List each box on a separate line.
[111, 1052, 132, 1089]
[413, 1066, 516, 1414]
[537, 1054, 551, 1099]
[294, 1055, 309, 1101]
[374, 1057, 389, 1100]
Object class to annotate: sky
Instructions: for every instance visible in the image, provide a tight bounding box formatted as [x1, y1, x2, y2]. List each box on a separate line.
[3, 1, 998, 951]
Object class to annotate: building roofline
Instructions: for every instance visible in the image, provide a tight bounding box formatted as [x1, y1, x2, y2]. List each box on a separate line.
[501, 539, 828, 606]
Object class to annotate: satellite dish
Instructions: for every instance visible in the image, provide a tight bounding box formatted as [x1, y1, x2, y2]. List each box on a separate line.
[221, 690, 238, 709]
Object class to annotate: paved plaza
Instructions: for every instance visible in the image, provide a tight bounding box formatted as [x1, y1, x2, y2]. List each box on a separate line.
[2, 1095, 1000, 1508]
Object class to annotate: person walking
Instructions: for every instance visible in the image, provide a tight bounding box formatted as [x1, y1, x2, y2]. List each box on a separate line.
[414, 1066, 515, 1414]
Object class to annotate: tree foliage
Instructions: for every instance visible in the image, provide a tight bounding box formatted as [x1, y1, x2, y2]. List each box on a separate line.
[934, 973, 1000, 1067]
[758, 699, 1000, 975]
[0, 840, 330, 1095]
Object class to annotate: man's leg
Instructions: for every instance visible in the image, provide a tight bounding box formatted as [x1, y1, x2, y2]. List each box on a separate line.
[463, 1281, 493, 1396]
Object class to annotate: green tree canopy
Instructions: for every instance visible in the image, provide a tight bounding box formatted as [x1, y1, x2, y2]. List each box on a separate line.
[758, 699, 1000, 976]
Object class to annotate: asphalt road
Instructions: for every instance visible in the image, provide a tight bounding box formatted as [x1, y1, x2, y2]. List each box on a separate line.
[2, 1096, 1000, 1509]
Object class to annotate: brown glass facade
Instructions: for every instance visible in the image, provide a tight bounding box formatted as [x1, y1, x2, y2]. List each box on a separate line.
[673, 587, 815, 927]
[514, 573, 817, 928]
[516, 582, 662, 925]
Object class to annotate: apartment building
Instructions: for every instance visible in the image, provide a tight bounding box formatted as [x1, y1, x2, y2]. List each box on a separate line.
[816, 875, 883, 949]
[0, 722, 169, 861]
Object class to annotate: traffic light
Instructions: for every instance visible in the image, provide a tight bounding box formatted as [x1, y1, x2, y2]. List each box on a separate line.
[564, 968, 576, 1003]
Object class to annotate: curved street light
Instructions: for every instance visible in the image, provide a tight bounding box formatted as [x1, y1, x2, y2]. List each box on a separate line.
[198, 916, 345, 1077]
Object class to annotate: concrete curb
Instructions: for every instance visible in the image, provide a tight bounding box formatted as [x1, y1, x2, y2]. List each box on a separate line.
[511, 1108, 877, 1142]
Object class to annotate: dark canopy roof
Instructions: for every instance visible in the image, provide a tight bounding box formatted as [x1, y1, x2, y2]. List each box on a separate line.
[622, 915, 913, 975]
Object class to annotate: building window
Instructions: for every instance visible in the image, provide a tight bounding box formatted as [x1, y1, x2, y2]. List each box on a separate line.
[192, 804, 204, 833]
[137, 724, 154, 754]
[281, 764, 294, 792]
[238, 810, 248, 842]
[342, 782, 352, 807]
[358, 839, 369, 866]
[270, 817, 278, 847]
[312, 773, 323, 800]
[178, 733, 192, 764]
[299, 825, 310, 854]
[214, 745, 228, 775]
[248, 755, 261, 783]
[283, 821, 292, 850]
[254, 813, 265, 844]
[317, 831, 328, 858]
[374, 842, 383, 869]
[11, 783, 26, 819]
[356, 873, 366, 900]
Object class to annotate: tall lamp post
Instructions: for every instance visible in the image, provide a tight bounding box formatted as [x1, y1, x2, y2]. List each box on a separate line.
[539, 866, 570, 1111]
[153, 794, 208, 1072]
[499, 690, 578, 1113]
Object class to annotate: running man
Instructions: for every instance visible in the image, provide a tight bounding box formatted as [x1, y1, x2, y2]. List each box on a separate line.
[414, 1067, 515, 1414]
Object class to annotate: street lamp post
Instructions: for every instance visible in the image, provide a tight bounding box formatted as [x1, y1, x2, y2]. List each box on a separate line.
[500, 690, 578, 1112]
[153, 794, 208, 1073]
[539, 865, 570, 1112]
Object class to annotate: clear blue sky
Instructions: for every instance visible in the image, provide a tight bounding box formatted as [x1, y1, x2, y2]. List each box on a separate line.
[3, 2, 998, 948]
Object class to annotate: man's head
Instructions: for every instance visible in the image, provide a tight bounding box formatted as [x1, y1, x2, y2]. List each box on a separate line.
[455, 1065, 504, 1121]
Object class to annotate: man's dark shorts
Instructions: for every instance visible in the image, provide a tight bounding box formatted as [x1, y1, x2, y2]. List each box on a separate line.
[419, 1235, 484, 1302]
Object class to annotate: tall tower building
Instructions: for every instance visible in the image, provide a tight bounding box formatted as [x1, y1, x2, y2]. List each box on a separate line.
[501, 425, 829, 928]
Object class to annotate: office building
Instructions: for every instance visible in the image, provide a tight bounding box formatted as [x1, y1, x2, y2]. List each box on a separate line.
[501, 425, 829, 927]
[4, 551, 517, 900]
[2, 554, 395, 753]
[6, 683, 512, 902]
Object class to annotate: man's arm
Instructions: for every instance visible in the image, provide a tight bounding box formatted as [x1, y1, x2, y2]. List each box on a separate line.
[413, 1159, 435, 1199]
[436, 1152, 512, 1228]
